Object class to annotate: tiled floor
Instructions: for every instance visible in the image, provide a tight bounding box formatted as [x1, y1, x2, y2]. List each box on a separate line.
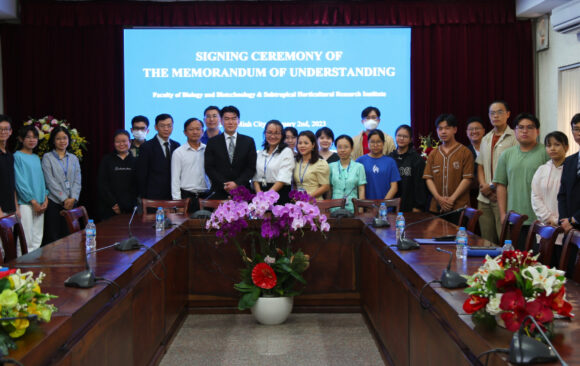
[160, 313, 384, 366]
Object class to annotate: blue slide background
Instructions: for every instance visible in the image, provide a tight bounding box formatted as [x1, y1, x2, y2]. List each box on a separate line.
[124, 27, 411, 146]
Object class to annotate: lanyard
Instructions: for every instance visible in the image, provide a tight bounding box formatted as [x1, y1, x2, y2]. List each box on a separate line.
[52, 151, 69, 179]
[263, 152, 276, 180]
[299, 160, 309, 185]
[339, 161, 351, 181]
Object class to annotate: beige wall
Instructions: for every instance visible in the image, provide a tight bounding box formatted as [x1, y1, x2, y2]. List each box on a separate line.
[536, 23, 580, 151]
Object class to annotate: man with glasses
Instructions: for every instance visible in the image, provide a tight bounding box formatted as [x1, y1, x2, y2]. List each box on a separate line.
[205, 106, 257, 199]
[200, 106, 222, 144]
[129, 115, 150, 157]
[351, 106, 396, 160]
[494, 113, 549, 249]
[475, 101, 518, 243]
[136, 113, 180, 200]
[0, 114, 17, 218]
[423, 114, 474, 224]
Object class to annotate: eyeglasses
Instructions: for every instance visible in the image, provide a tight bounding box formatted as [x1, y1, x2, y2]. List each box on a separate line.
[266, 131, 281, 136]
[157, 124, 173, 130]
[572, 127, 580, 134]
[467, 127, 483, 132]
[0, 128, 11, 133]
[489, 110, 506, 116]
[515, 125, 537, 131]
[132, 127, 147, 131]
[369, 140, 384, 146]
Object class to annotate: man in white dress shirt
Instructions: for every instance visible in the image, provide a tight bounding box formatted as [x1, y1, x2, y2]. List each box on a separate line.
[171, 118, 210, 213]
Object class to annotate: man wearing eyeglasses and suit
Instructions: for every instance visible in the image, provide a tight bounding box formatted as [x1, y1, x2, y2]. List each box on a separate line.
[204, 106, 257, 199]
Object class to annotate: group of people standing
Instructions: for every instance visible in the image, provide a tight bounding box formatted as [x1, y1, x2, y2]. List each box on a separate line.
[2, 102, 580, 263]
[0, 117, 81, 252]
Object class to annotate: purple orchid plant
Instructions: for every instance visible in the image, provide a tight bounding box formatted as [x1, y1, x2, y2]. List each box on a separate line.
[205, 187, 330, 310]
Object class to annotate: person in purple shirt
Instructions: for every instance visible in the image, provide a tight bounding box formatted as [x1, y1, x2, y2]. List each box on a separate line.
[356, 129, 400, 200]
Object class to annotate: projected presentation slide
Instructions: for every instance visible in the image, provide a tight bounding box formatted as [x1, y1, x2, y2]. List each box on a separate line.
[124, 27, 411, 146]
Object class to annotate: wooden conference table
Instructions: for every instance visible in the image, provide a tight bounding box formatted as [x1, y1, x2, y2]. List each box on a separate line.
[5, 212, 580, 365]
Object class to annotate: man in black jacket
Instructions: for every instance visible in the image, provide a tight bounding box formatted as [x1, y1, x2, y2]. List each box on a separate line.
[558, 113, 580, 275]
[136, 113, 180, 200]
[204, 106, 256, 199]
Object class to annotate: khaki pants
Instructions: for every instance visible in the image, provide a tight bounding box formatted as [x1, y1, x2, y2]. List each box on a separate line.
[478, 200, 501, 244]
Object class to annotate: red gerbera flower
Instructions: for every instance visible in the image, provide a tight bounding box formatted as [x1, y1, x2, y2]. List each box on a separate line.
[463, 295, 489, 314]
[252, 263, 277, 289]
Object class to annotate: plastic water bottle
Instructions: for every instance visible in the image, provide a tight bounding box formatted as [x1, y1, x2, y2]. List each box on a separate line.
[379, 203, 387, 220]
[455, 226, 468, 259]
[395, 212, 405, 240]
[155, 207, 165, 232]
[502, 239, 514, 253]
[85, 219, 96, 251]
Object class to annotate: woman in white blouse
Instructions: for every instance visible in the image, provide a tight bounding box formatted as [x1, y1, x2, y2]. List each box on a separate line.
[531, 131, 568, 249]
[253, 120, 295, 204]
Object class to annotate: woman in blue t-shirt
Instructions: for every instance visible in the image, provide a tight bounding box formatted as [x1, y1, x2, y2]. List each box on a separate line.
[356, 129, 400, 200]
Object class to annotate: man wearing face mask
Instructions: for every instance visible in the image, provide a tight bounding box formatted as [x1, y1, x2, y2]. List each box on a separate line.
[351, 106, 396, 160]
[130, 115, 150, 158]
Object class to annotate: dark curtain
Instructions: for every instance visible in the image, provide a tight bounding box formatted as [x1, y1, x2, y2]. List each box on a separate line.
[1, 0, 534, 217]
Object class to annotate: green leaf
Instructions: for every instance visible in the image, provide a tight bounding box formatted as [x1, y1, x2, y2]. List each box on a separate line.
[238, 286, 261, 310]
[279, 263, 306, 284]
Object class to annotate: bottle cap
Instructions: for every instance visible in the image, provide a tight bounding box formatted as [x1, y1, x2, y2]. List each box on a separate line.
[505, 240, 512, 244]
[88, 219, 94, 223]
[158, 207, 163, 210]
[459, 227, 466, 230]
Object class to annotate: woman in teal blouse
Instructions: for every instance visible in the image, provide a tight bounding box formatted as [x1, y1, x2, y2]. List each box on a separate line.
[329, 135, 366, 213]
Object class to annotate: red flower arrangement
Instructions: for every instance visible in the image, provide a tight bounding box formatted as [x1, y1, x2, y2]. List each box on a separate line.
[251, 263, 277, 289]
[463, 250, 573, 335]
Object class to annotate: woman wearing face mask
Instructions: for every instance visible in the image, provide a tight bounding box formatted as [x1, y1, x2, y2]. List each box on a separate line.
[98, 130, 138, 220]
[42, 126, 82, 245]
[531, 131, 568, 257]
[389, 125, 426, 212]
[329, 135, 366, 213]
[316, 127, 339, 163]
[253, 120, 295, 205]
[293, 131, 330, 200]
[351, 106, 396, 160]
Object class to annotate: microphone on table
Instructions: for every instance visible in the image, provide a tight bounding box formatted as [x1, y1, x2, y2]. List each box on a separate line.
[508, 315, 565, 365]
[330, 186, 357, 219]
[116, 206, 141, 251]
[191, 191, 216, 219]
[435, 248, 467, 288]
[64, 244, 96, 288]
[397, 206, 466, 250]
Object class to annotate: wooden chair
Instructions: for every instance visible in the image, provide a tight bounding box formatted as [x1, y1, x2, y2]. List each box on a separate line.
[457, 206, 483, 234]
[198, 199, 228, 210]
[60, 206, 89, 234]
[560, 230, 580, 281]
[0, 214, 28, 262]
[523, 220, 564, 266]
[316, 199, 346, 215]
[141, 198, 191, 217]
[352, 198, 400, 217]
[498, 210, 528, 247]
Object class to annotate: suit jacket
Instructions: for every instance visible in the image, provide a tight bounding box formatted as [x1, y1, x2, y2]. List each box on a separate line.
[557, 153, 580, 226]
[136, 135, 180, 200]
[204, 133, 257, 199]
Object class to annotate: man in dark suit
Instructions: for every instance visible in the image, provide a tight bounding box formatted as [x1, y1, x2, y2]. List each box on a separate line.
[205, 106, 257, 199]
[136, 113, 180, 200]
[559, 113, 580, 233]
[558, 113, 580, 275]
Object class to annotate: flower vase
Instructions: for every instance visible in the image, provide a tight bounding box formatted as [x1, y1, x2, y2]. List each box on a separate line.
[251, 296, 293, 325]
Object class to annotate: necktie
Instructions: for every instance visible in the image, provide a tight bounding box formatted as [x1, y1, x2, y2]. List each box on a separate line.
[164, 142, 171, 161]
[228, 136, 235, 163]
[577, 156, 580, 176]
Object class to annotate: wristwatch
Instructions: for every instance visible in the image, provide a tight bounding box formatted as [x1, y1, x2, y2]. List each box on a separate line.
[489, 183, 496, 190]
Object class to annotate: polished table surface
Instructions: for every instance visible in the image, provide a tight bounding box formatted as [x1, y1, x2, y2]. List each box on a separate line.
[4, 212, 580, 365]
